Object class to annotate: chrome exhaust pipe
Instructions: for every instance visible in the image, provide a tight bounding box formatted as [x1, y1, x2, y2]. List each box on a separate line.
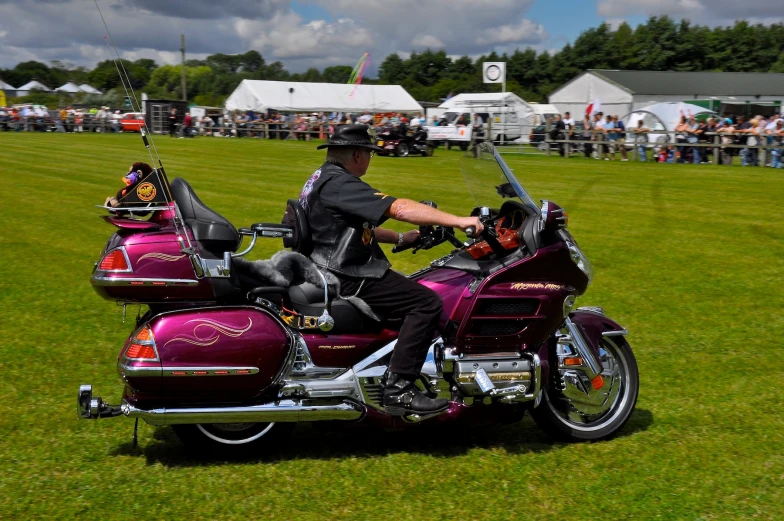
[120, 399, 364, 426]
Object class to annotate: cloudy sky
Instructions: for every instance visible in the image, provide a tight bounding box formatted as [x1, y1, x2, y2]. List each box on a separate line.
[1, 0, 781, 73]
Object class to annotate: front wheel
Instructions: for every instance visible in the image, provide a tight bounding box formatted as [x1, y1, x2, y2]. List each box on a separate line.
[395, 142, 409, 157]
[531, 336, 639, 441]
[172, 421, 293, 453]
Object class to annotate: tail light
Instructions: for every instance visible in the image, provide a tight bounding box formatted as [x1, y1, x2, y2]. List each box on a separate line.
[124, 325, 159, 361]
[98, 248, 131, 272]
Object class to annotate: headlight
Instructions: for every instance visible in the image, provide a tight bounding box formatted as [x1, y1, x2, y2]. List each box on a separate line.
[565, 240, 593, 284]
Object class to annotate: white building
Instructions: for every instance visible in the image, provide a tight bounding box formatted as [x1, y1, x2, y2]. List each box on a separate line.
[549, 69, 784, 119]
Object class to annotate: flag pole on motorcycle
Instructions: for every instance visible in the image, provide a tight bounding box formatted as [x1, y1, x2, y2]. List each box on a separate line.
[483, 61, 506, 145]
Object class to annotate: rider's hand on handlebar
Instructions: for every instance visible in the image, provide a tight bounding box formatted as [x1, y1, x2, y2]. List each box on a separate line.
[458, 217, 484, 238]
[401, 229, 420, 246]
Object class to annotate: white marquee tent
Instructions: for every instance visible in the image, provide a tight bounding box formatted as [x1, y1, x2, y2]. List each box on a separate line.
[225, 80, 423, 114]
[621, 102, 716, 145]
[55, 82, 81, 93]
[78, 84, 102, 94]
[17, 80, 51, 95]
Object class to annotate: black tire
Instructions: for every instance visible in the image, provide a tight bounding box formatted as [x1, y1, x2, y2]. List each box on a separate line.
[458, 142, 468, 151]
[395, 143, 409, 157]
[531, 336, 639, 442]
[172, 421, 293, 453]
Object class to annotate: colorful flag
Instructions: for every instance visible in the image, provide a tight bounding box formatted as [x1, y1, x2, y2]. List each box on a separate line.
[586, 99, 601, 118]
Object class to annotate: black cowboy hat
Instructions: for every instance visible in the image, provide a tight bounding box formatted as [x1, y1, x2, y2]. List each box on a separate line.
[317, 124, 383, 151]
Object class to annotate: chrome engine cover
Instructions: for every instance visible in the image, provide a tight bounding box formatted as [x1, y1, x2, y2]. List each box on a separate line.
[453, 358, 533, 396]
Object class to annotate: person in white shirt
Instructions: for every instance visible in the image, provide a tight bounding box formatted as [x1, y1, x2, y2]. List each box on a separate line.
[592, 112, 605, 159]
[409, 113, 423, 127]
[358, 111, 372, 124]
[112, 110, 122, 133]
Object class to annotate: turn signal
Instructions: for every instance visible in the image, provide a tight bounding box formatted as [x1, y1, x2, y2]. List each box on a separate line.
[124, 325, 158, 360]
[98, 249, 130, 272]
[125, 343, 157, 359]
[591, 374, 604, 390]
[564, 357, 583, 366]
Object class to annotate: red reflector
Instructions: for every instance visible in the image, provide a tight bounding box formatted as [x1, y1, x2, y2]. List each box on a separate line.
[130, 281, 144, 285]
[236, 370, 250, 374]
[591, 374, 605, 390]
[172, 371, 186, 375]
[152, 281, 166, 286]
[99, 249, 129, 271]
[215, 371, 229, 375]
[125, 343, 157, 359]
[193, 371, 207, 375]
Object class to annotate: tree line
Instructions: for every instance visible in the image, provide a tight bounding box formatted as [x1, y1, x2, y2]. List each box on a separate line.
[3, 17, 784, 108]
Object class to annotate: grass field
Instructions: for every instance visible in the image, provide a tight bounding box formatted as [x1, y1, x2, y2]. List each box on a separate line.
[1, 133, 782, 520]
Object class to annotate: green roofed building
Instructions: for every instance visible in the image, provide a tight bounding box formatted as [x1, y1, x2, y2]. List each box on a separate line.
[549, 69, 784, 119]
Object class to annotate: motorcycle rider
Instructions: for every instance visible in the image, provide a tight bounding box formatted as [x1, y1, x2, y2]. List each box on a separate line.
[300, 125, 483, 415]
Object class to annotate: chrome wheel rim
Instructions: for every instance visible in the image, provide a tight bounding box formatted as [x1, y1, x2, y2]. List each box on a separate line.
[546, 337, 632, 432]
[196, 422, 275, 445]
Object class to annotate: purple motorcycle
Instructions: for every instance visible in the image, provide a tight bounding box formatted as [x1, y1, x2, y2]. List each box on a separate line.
[78, 143, 638, 451]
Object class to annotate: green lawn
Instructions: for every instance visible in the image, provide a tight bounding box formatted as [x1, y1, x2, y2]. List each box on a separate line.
[1, 133, 782, 520]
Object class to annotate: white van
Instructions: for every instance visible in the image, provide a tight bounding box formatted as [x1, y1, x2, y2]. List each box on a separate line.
[529, 103, 561, 126]
[432, 92, 536, 144]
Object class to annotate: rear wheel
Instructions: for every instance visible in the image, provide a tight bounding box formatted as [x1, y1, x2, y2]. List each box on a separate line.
[395, 142, 409, 157]
[531, 336, 639, 441]
[172, 421, 293, 452]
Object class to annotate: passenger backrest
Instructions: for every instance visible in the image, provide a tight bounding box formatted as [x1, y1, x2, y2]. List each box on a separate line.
[282, 199, 312, 256]
[170, 177, 240, 257]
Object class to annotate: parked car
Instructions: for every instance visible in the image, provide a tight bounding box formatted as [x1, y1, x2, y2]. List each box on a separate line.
[121, 113, 145, 132]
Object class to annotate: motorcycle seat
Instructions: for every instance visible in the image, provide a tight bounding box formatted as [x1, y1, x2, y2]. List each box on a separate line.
[287, 283, 382, 334]
[170, 177, 240, 257]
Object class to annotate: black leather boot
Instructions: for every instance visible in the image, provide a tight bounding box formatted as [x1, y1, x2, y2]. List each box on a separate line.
[383, 373, 449, 416]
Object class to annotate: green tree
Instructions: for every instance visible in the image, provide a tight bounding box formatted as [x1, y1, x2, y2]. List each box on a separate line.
[378, 53, 407, 84]
[322, 65, 353, 83]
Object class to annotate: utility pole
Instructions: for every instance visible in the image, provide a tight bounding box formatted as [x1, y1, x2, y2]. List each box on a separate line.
[180, 34, 187, 101]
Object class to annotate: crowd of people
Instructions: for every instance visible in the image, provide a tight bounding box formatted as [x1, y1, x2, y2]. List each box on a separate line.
[169, 109, 428, 140]
[548, 111, 784, 168]
[0, 105, 129, 133]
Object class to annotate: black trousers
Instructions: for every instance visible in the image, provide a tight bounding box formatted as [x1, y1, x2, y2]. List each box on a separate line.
[338, 269, 443, 376]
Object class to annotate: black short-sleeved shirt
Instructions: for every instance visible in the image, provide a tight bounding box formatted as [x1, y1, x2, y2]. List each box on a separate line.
[316, 169, 397, 227]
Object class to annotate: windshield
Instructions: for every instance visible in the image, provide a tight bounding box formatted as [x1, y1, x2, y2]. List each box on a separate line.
[459, 142, 540, 214]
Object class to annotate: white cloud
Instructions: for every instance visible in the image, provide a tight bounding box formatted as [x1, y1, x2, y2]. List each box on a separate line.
[411, 34, 445, 49]
[597, 0, 784, 24]
[475, 19, 547, 46]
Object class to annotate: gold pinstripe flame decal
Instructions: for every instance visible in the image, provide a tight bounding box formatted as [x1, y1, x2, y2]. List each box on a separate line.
[163, 318, 253, 348]
[139, 252, 186, 262]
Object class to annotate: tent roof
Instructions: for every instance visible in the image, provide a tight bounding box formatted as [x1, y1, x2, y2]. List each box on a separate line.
[590, 69, 784, 96]
[18, 80, 51, 91]
[622, 102, 716, 129]
[225, 80, 423, 113]
[56, 82, 80, 93]
[0, 79, 16, 90]
[78, 84, 102, 94]
[439, 92, 529, 109]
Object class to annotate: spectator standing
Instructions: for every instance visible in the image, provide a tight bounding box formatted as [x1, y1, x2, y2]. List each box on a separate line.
[168, 108, 177, 137]
[734, 116, 750, 166]
[112, 110, 121, 133]
[745, 119, 761, 167]
[687, 116, 702, 164]
[58, 106, 67, 133]
[769, 120, 784, 168]
[582, 114, 593, 158]
[592, 112, 605, 159]
[633, 120, 650, 161]
[674, 116, 689, 163]
[612, 115, 628, 161]
[603, 114, 616, 161]
[183, 111, 193, 138]
[75, 110, 83, 133]
[549, 115, 566, 156]
[705, 117, 719, 163]
[472, 114, 486, 155]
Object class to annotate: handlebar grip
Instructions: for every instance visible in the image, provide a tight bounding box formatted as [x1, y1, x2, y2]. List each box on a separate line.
[392, 243, 414, 253]
[465, 226, 477, 238]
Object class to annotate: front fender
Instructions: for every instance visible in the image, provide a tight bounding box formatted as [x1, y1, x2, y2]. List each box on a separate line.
[569, 309, 628, 358]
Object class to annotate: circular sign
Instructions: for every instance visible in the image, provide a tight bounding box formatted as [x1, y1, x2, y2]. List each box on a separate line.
[136, 182, 157, 202]
[485, 64, 501, 82]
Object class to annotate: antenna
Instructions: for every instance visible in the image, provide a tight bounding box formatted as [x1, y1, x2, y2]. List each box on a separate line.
[93, 0, 193, 250]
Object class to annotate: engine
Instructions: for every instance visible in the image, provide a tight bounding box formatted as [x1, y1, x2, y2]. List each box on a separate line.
[440, 348, 540, 403]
